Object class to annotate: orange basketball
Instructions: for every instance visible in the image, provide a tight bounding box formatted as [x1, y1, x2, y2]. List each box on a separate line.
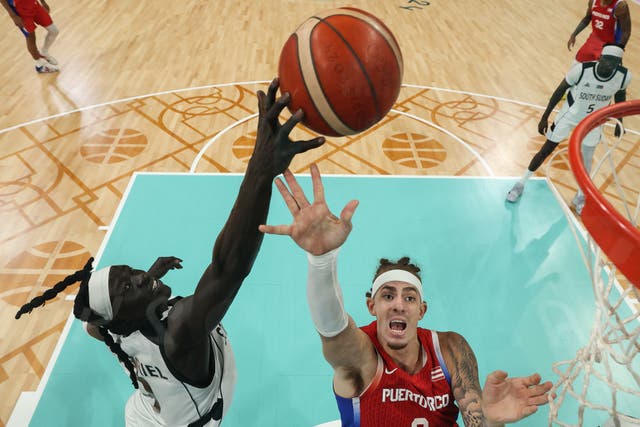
[278, 7, 403, 137]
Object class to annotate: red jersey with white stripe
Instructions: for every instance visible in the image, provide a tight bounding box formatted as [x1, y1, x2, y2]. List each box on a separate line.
[591, 0, 621, 43]
[335, 321, 459, 426]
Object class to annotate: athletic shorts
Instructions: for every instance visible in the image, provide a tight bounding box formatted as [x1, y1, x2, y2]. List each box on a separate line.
[575, 33, 606, 63]
[12, 0, 52, 35]
[547, 117, 602, 148]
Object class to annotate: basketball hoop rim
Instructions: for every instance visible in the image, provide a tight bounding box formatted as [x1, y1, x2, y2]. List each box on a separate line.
[569, 99, 640, 289]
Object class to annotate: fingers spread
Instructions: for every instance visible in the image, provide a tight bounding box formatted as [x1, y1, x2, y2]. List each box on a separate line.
[275, 176, 301, 214]
[266, 78, 279, 108]
[294, 137, 326, 155]
[280, 108, 303, 136]
[257, 90, 266, 115]
[521, 373, 542, 387]
[284, 169, 311, 208]
[486, 370, 508, 383]
[310, 163, 325, 203]
[268, 92, 291, 122]
[258, 224, 292, 236]
[340, 199, 359, 224]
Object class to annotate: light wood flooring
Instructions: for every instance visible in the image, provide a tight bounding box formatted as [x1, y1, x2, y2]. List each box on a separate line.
[1, 0, 639, 424]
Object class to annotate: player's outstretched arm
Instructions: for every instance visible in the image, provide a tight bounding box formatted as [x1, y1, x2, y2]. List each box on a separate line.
[441, 331, 553, 427]
[260, 165, 376, 397]
[170, 79, 325, 345]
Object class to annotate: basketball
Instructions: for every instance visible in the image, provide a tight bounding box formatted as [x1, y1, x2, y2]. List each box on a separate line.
[278, 7, 403, 137]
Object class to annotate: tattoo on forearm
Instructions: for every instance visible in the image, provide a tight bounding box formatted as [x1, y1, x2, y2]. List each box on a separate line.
[451, 335, 484, 427]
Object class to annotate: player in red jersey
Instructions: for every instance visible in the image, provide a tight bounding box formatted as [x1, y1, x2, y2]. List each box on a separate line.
[568, 0, 631, 63]
[260, 164, 554, 427]
[0, 0, 60, 72]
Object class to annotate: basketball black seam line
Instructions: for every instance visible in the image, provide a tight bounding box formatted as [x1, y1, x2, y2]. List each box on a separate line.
[313, 16, 381, 125]
[316, 13, 401, 123]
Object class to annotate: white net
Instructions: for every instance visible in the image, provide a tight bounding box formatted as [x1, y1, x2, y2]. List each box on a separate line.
[546, 116, 640, 426]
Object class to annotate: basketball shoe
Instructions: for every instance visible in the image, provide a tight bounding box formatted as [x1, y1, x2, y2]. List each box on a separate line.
[570, 192, 585, 215]
[41, 52, 58, 66]
[506, 182, 524, 203]
[35, 57, 59, 73]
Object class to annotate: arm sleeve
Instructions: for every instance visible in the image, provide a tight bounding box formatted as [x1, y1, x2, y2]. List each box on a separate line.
[306, 248, 349, 338]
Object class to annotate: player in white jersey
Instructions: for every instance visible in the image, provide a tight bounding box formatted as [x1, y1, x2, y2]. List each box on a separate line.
[14, 79, 326, 426]
[506, 44, 630, 212]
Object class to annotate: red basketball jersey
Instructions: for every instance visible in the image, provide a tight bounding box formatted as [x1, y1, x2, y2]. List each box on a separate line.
[335, 321, 459, 426]
[590, 0, 621, 43]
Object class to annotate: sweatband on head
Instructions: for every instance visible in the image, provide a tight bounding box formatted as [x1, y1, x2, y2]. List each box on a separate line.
[602, 45, 624, 58]
[88, 266, 113, 321]
[371, 269, 423, 301]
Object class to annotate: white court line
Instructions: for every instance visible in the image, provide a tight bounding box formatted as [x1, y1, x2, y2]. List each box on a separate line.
[8, 173, 143, 426]
[6, 79, 638, 424]
[0, 80, 271, 135]
[190, 113, 258, 173]
[390, 108, 494, 176]
[2, 80, 637, 139]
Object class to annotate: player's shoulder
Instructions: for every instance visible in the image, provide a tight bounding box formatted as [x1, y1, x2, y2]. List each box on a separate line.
[433, 330, 469, 351]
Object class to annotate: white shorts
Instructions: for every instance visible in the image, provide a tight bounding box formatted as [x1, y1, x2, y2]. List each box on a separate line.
[547, 105, 602, 148]
[547, 119, 601, 148]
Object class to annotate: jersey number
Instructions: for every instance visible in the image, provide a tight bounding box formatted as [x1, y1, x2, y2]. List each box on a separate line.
[587, 103, 595, 113]
[411, 419, 429, 427]
[594, 19, 604, 30]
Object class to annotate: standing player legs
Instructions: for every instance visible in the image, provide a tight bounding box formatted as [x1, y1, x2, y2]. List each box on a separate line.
[570, 127, 601, 214]
[41, 24, 59, 65]
[506, 139, 560, 203]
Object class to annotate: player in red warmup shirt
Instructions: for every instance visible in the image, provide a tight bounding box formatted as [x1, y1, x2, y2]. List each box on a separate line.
[260, 164, 554, 427]
[568, 0, 631, 63]
[0, 0, 60, 72]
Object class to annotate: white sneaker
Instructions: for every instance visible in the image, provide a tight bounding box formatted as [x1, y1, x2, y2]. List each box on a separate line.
[35, 61, 59, 73]
[506, 182, 524, 203]
[571, 193, 585, 215]
[41, 52, 58, 66]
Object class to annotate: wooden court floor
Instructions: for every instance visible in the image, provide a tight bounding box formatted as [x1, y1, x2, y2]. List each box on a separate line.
[1, 0, 639, 425]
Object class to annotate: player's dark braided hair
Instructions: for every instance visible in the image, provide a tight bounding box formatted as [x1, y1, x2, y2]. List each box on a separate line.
[366, 256, 422, 298]
[15, 257, 139, 389]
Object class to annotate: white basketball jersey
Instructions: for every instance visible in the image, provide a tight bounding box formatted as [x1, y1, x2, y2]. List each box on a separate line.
[559, 61, 631, 124]
[117, 317, 236, 427]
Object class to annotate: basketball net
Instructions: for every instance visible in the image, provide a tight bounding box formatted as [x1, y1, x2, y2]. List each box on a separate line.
[545, 102, 640, 426]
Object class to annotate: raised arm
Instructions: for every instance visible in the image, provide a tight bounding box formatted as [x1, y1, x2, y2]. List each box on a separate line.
[440, 332, 553, 427]
[568, 0, 593, 51]
[169, 79, 324, 344]
[259, 165, 376, 397]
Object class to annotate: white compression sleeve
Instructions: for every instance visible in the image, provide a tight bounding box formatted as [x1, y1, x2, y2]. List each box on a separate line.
[307, 248, 349, 337]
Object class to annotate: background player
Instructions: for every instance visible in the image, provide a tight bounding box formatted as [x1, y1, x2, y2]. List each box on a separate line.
[14, 79, 325, 426]
[0, 0, 59, 72]
[260, 164, 554, 426]
[568, 0, 631, 63]
[506, 44, 631, 212]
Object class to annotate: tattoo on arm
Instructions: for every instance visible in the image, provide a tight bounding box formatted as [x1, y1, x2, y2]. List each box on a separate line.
[449, 333, 484, 427]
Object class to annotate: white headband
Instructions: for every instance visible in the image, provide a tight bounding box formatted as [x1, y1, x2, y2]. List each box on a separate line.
[371, 269, 423, 301]
[602, 44, 624, 58]
[88, 266, 113, 321]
